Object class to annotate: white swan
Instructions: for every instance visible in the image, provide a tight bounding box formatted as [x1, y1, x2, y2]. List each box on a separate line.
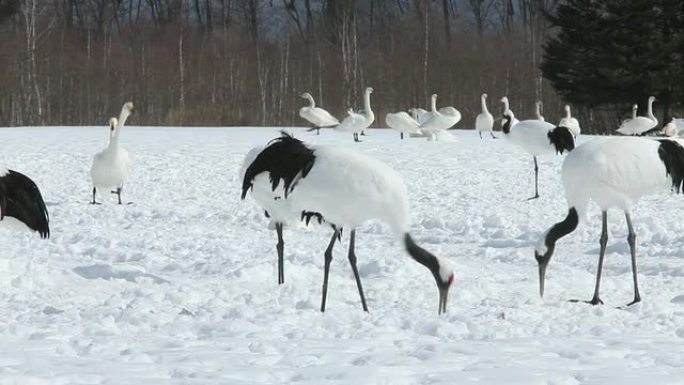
[334, 87, 374, 142]
[420, 94, 462, 140]
[534, 101, 545, 121]
[617, 96, 658, 135]
[91, 102, 133, 204]
[559, 105, 581, 138]
[385, 111, 421, 139]
[299, 92, 339, 135]
[475, 93, 495, 139]
[408, 107, 432, 125]
[663, 119, 678, 137]
[500, 96, 519, 128]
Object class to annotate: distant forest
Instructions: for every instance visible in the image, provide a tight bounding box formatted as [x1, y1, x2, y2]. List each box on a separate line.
[0, 0, 682, 132]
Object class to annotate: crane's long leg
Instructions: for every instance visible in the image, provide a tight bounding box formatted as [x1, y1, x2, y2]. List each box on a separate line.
[490, 132, 497, 139]
[400, 132, 404, 140]
[114, 187, 123, 204]
[588, 211, 608, 305]
[90, 187, 100, 205]
[347, 229, 368, 312]
[527, 156, 540, 200]
[276, 222, 285, 285]
[479, 131, 483, 139]
[320, 229, 339, 312]
[625, 213, 641, 306]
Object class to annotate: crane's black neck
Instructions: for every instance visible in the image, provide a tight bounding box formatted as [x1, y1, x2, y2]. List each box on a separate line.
[537, 207, 579, 262]
[404, 234, 445, 286]
[502, 114, 512, 134]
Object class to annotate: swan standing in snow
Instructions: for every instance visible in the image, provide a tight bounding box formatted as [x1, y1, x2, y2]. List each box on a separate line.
[0, 168, 49, 238]
[559, 105, 581, 138]
[617, 96, 658, 135]
[475, 93, 495, 139]
[420, 94, 462, 140]
[534, 101, 545, 121]
[334, 87, 374, 142]
[385, 111, 421, 139]
[663, 117, 684, 137]
[299, 92, 339, 135]
[502, 110, 575, 200]
[241, 132, 454, 314]
[535, 137, 684, 306]
[91, 102, 134, 204]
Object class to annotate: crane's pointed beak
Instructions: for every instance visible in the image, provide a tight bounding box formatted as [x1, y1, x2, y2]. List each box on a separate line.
[438, 287, 449, 315]
[538, 262, 548, 298]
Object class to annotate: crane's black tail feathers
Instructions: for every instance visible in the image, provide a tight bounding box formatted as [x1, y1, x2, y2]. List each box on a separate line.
[657, 139, 684, 193]
[0, 170, 50, 239]
[241, 131, 316, 200]
[548, 126, 575, 154]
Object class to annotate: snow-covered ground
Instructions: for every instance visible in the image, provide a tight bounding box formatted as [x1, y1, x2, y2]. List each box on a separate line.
[1, 126, 683, 384]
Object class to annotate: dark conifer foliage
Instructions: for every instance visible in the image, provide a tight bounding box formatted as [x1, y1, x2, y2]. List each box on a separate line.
[542, 0, 684, 125]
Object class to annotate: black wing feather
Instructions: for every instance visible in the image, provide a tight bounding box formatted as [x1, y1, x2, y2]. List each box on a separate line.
[241, 132, 316, 200]
[0, 170, 50, 239]
[657, 139, 684, 193]
[547, 126, 575, 154]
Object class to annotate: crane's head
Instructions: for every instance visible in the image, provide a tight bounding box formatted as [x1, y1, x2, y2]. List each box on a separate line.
[300, 92, 312, 99]
[534, 244, 554, 299]
[124, 101, 134, 112]
[500, 96, 508, 104]
[649, 96, 656, 103]
[365, 87, 374, 94]
[564, 104, 571, 113]
[482, 93, 488, 99]
[404, 234, 454, 315]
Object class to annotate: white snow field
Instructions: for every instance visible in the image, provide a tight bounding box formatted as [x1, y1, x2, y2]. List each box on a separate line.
[1, 125, 683, 384]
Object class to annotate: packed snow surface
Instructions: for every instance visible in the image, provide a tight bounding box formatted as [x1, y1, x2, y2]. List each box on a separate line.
[1, 126, 683, 384]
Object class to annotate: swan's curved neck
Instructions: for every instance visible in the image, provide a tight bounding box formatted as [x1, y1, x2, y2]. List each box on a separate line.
[307, 95, 315, 108]
[502, 98, 510, 112]
[113, 108, 131, 140]
[364, 91, 372, 115]
[481, 96, 489, 114]
[565, 106, 571, 119]
[646, 98, 655, 120]
[430, 95, 437, 113]
[535, 102, 542, 119]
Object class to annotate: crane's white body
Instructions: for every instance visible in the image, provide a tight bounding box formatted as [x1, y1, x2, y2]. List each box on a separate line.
[335, 87, 374, 136]
[559, 105, 581, 137]
[409, 108, 433, 125]
[475, 93, 494, 137]
[561, 137, 679, 219]
[504, 117, 559, 156]
[385, 111, 422, 137]
[617, 97, 658, 135]
[299, 93, 339, 128]
[91, 103, 133, 193]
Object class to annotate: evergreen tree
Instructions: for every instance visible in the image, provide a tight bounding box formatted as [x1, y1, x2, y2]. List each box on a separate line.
[542, 0, 684, 122]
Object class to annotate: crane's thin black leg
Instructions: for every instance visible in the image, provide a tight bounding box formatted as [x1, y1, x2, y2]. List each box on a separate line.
[400, 132, 404, 140]
[625, 213, 641, 306]
[115, 187, 123, 204]
[588, 211, 608, 305]
[479, 131, 483, 139]
[321, 229, 339, 312]
[347, 229, 368, 312]
[276, 222, 285, 285]
[316, 127, 320, 135]
[361, 131, 366, 136]
[491, 132, 497, 139]
[90, 187, 101, 205]
[527, 156, 540, 200]
[354, 133, 361, 142]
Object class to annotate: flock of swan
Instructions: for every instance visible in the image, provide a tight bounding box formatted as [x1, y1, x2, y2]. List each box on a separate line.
[2, 94, 684, 315]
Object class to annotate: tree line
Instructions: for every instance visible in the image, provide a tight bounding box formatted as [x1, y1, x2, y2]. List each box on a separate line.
[0, 0, 682, 133]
